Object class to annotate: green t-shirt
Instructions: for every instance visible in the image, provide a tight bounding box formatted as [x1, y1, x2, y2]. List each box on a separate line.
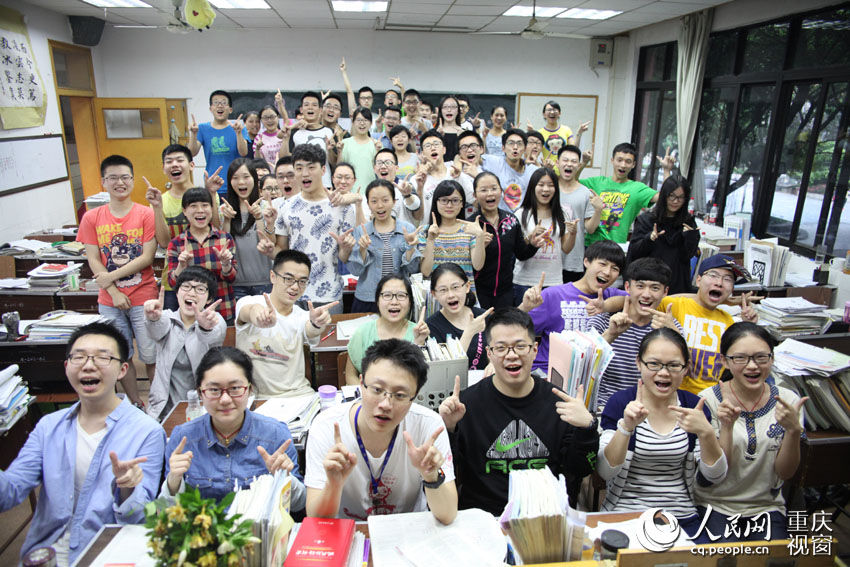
[580, 176, 656, 244]
[347, 318, 416, 373]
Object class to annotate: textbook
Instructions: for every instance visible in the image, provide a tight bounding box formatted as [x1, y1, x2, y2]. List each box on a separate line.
[548, 329, 613, 412]
[228, 470, 295, 567]
[284, 517, 355, 567]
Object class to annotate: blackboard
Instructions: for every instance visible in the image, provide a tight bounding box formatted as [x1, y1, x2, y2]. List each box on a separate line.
[0, 134, 69, 196]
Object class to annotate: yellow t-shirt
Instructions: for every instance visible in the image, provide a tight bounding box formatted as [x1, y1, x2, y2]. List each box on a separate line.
[158, 189, 220, 291]
[659, 296, 733, 395]
[538, 124, 574, 166]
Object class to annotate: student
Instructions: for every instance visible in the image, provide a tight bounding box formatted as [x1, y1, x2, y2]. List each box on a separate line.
[330, 162, 366, 227]
[695, 322, 806, 541]
[285, 91, 335, 188]
[438, 308, 599, 515]
[162, 347, 305, 510]
[480, 129, 539, 212]
[306, 339, 457, 523]
[415, 129, 475, 218]
[253, 105, 289, 168]
[534, 100, 573, 166]
[372, 105, 402, 149]
[525, 131, 546, 167]
[589, 258, 682, 409]
[272, 156, 297, 201]
[267, 144, 356, 312]
[557, 144, 603, 282]
[243, 110, 260, 159]
[400, 88, 431, 149]
[336, 107, 378, 195]
[521, 240, 628, 373]
[144, 266, 226, 421]
[77, 155, 157, 409]
[482, 105, 508, 157]
[321, 92, 348, 139]
[598, 328, 726, 542]
[454, 130, 485, 179]
[235, 250, 333, 398]
[0, 322, 165, 565]
[388, 125, 419, 177]
[456, 95, 478, 132]
[339, 58, 372, 116]
[582, 142, 668, 244]
[628, 174, 701, 294]
[347, 180, 421, 313]
[188, 90, 247, 195]
[249, 158, 271, 180]
[660, 255, 758, 395]
[259, 174, 280, 201]
[372, 148, 422, 226]
[166, 188, 237, 324]
[436, 96, 464, 160]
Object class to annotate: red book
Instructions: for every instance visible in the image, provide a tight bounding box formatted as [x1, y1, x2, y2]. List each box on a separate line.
[284, 517, 355, 567]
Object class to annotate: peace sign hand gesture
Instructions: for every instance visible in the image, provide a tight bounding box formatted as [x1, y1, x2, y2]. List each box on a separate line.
[528, 225, 549, 248]
[650, 223, 666, 241]
[413, 306, 430, 346]
[740, 292, 759, 323]
[622, 379, 649, 431]
[308, 300, 338, 330]
[144, 286, 165, 322]
[394, 173, 415, 198]
[324, 422, 357, 485]
[716, 381, 742, 430]
[579, 288, 605, 316]
[404, 427, 446, 484]
[110, 451, 147, 490]
[520, 272, 546, 312]
[402, 225, 423, 247]
[650, 303, 677, 330]
[656, 146, 675, 172]
[329, 227, 356, 254]
[196, 299, 223, 331]
[258, 439, 295, 474]
[439, 375, 466, 432]
[774, 395, 808, 434]
[553, 384, 594, 428]
[606, 296, 633, 338]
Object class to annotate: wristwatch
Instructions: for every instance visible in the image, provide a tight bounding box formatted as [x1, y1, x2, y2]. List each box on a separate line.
[422, 468, 445, 489]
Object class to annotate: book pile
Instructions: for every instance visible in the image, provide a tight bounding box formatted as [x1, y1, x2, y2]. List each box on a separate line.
[27, 262, 81, 287]
[285, 517, 363, 567]
[500, 467, 586, 564]
[417, 340, 468, 411]
[548, 329, 614, 412]
[772, 339, 850, 432]
[0, 365, 31, 434]
[228, 470, 296, 567]
[334, 314, 376, 340]
[744, 239, 790, 287]
[723, 214, 752, 250]
[23, 312, 106, 340]
[0, 239, 52, 256]
[755, 297, 832, 339]
[253, 393, 321, 444]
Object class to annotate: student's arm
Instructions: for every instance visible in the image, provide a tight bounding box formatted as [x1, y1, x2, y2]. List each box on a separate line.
[627, 213, 655, 260]
[0, 420, 45, 511]
[599, 394, 635, 472]
[234, 118, 248, 157]
[584, 189, 605, 235]
[144, 180, 173, 248]
[773, 395, 806, 480]
[560, 220, 577, 255]
[188, 115, 201, 156]
[469, 227, 486, 271]
[344, 355, 359, 386]
[405, 427, 458, 525]
[306, 423, 357, 518]
[419, 224, 437, 277]
[112, 427, 167, 520]
[85, 244, 131, 310]
[339, 58, 356, 117]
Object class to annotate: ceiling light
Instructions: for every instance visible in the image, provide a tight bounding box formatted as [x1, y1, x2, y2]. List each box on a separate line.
[82, 0, 151, 7]
[208, 0, 270, 8]
[503, 6, 567, 18]
[557, 8, 622, 20]
[332, 1, 388, 12]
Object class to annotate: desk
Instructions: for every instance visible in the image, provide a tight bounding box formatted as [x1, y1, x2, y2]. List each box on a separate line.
[310, 324, 349, 388]
[57, 282, 100, 314]
[0, 338, 72, 393]
[0, 286, 59, 319]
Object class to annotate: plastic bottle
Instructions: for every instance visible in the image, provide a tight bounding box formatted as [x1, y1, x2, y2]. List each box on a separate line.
[186, 390, 203, 421]
[708, 204, 718, 225]
[687, 198, 695, 216]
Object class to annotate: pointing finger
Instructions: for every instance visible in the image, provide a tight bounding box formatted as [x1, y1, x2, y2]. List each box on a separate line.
[403, 430, 416, 452]
[537, 272, 545, 290]
[142, 176, 153, 189]
[666, 303, 673, 315]
[174, 436, 188, 455]
[695, 397, 706, 411]
[307, 300, 315, 313]
[212, 165, 223, 178]
[428, 426, 444, 446]
[419, 306, 426, 324]
[431, 212, 437, 226]
[480, 307, 494, 319]
[257, 445, 270, 461]
[191, 113, 197, 124]
[575, 383, 585, 403]
[318, 301, 340, 312]
[333, 422, 342, 445]
[551, 387, 572, 402]
[264, 292, 274, 310]
[274, 438, 292, 456]
[637, 379, 644, 402]
[795, 397, 809, 411]
[205, 299, 222, 311]
[623, 295, 631, 312]
[452, 375, 461, 398]
[158, 285, 165, 304]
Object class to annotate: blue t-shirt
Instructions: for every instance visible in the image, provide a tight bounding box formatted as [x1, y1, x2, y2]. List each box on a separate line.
[197, 122, 242, 194]
[481, 154, 539, 213]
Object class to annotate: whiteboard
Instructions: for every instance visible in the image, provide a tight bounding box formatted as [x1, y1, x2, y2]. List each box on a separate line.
[0, 134, 69, 195]
[516, 93, 598, 167]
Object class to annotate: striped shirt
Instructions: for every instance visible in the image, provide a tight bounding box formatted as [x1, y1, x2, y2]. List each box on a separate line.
[418, 224, 478, 293]
[376, 231, 394, 276]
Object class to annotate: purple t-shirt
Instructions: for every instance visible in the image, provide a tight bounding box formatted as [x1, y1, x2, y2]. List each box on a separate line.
[529, 282, 629, 372]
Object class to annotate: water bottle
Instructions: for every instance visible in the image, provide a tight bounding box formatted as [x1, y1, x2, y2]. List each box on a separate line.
[186, 390, 203, 421]
[687, 198, 695, 216]
[708, 204, 718, 225]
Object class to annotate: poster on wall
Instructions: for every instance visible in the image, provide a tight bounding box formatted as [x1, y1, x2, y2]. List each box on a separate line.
[0, 6, 46, 130]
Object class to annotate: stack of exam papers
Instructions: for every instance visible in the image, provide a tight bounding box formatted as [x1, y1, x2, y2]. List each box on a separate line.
[334, 315, 376, 340]
[253, 393, 320, 443]
[0, 365, 31, 433]
[548, 329, 614, 412]
[27, 262, 81, 287]
[24, 312, 106, 340]
[756, 297, 832, 339]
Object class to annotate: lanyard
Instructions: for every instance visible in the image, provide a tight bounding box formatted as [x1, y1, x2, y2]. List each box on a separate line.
[353, 404, 398, 499]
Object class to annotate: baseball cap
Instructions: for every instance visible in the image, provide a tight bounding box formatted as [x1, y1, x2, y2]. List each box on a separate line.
[698, 254, 751, 280]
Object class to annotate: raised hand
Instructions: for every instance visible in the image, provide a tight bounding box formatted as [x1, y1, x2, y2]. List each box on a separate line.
[553, 384, 594, 428]
[257, 238, 275, 258]
[189, 113, 198, 137]
[622, 379, 649, 431]
[308, 300, 338, 330]
[650, 223, 666, 241]
[471, 112, 481, 129]
[323, 422, 357, 485]
[414, 162, 429, 192]
[277, 122, 291, 142]
[526, 120, 535, 132]
[245, 198, 263, 221]
[401, 224, 423, 247]
[374, 109, 383, 130]
[252, 293, 277, 328]
[589, 191, 605, 212]
[427, 213, 441, 241]
[468, 307, 494, 337]
[650, 303, 677, 330]
[449, 156, 462, 179]
[606, 296, 633, 337]
[263, 198, 278, 227]
[231, 114, 244, 134]
[439, 375, 466, 432]
[219, 199, 237, 221]
[144, 286, 165, 321]
[774, 395, 808, 434]
[577, 120, 590, 135]
[177, 235, 192, 267]
[166, 436, 193, 493]
[582, 145, 594, 166]
[143, 176, 162, 209]
[204, 165, 224, 195]
[716, 381, 742, 430]
[413, 306, 430, 345]
[669, 398, 714, 436]
[390, 76, 403, 90]
[740, 292, 758, 323]
[329, 227, 356, 254]
[656, 146, 675, 171]
[196, 299, 222, 330]
[211, 244, 233, 271]
[564, 219, 579, 237]
[474, 217, 493, 246]
[404, 427, 445, 483]
[580, 288, 605, 316]
[110, 451, 147, 490]
[394, 173, 414, 198]
[339, 57, 346, 72]
[258, 439, 295, 474]
[520, 272, 546, 312]
[528, 225, 549, 248]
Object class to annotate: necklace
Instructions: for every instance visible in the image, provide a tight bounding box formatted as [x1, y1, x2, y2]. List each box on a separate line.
[729, 381, 766, 412]
[211, 422, 241, 446]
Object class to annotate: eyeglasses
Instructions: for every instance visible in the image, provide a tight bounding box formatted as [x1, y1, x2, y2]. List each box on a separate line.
[459, 104, 469, 110]
[379, 291, 409, 301]
[435, 283, 465, 295]
[277, 172, 296, 180]
[702, 271, 735, 284]
[422, 142, 443, 150]
[437, 198, 462, 206]
[200, 385, 249, 399]
[362, 381, 414, 404]
[67, 353, 122, 367]
[354, 118, 370, 125]
[667, 194, 686, 202]
[488, 343, 533, 357]
[333, 175, 354, 182]
[323, 104, 341, 111]
[725, 353, 773, 366]
[375, 159, 396, 167]
[273, 271, 309, 288]
[639, 359, 687, 373]
[504, 140, 525, 148]
[261, 114, 278, 120]
[179, 283, 208, 294]
[459, 143, 480, 151]
[211, 101, 230, 107]
[476, 185, 500, 194]
[442, 104, 458, 111]
[104, 175, 133, 184]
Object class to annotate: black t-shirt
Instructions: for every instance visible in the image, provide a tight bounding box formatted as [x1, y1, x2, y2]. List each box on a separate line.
[425, 307, 489, 370]
[451, 375, 599, 516]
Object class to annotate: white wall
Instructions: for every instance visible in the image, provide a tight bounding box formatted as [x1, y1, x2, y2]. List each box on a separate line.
[0, 1, 80, 243]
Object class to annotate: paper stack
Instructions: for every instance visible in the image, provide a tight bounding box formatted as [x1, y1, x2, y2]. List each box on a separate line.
[755, 297, 832, 339]
[499, 467, 586, 564]
[228, 470, 296, 567]
[724, 214, 752, 250]
[417, 340, 468, 411]
[0, 365, 31, 433]
[744, 239, 790, 287]
[24, 311, 106, 340]
[27, 262, 81, 287]
[0, 239, 53, 256]
[548, 329, 614, 412]
[253, 393, 321, 444]
[334, 314, 376, 340]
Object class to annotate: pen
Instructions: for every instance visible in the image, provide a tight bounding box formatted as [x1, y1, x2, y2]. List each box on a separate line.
[362, 538, 370, 567]
[320, 328, 335, 342]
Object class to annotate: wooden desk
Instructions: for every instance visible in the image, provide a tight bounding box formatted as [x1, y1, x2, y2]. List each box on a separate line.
[56, 282, 100, 314]
[310, 324, 350, 388]
[0, 286, 59, 320]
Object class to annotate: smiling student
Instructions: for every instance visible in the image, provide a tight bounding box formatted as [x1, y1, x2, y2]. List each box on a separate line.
[188, 90, 247, 195]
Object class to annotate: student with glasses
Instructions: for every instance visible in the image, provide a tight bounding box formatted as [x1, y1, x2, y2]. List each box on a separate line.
[345, 274, 429, 384]
[334, 107, 379, 196]
[438, 308, 598, 516]
[161, 346, 306, 510]
[188, 90, 247, 196]
[436, 95, 464, 160]
[306, 339, 457, 523]
[235, 250, 333, 398]
[628, 174, 701, 294]
[598, 328, 726, 543]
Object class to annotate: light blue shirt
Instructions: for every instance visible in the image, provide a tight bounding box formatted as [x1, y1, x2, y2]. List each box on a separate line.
[164, 410, 305, 510]
[346, 219, 421, 303]
[481, 154, 539, 212]
[371, 131, 392, 149]
[0, 396, 166, 563]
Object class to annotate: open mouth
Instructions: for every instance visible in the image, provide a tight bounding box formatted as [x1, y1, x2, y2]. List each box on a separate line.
[430, 151, 440, 160]
[183, 298, 197, 310]
[484, 197, 498, 207]
[386, 307, 402, 317]
[636, 297, 654, 310]
[302, 179, 313, 190]
[446, 298, 460, 310]
[743, 371, 762, 384]
[374, 210, 388, 218]
[169, 168, 184, 180]
[504, 363, 522, 377]
[374, 414, 392, 424]
[654, 378, 672, 393]
[193, 214, 209, 223]
[79, 377, 100, 392]
[707, 289, 723, 302]
[596, 275, 609, 287]
[562, 167, 574, 176]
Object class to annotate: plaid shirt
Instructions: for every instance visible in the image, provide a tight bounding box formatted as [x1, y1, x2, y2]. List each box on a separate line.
[167, 228, 237, 322]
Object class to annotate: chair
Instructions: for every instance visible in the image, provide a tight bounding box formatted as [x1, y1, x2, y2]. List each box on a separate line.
[223, 326, 236, 347]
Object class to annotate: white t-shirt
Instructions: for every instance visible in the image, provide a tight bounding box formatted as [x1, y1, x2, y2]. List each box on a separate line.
[513, 206, 576, 287]
[305, 401, 455, 521]
[235, 295, 319, 398]
[421, 165, 475, 220]
[291, 126, 334, 188]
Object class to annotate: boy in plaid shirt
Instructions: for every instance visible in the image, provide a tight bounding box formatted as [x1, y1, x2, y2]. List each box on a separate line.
[166, 188, 237, 323]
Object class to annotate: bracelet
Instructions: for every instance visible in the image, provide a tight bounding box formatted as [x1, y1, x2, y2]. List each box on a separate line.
[310, 319, 321, 330]
[617, 418, 634, 436]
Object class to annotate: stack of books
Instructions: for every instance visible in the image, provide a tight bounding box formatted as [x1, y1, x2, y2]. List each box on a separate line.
[744, 238, 790, 287]
[24, 312, 106, 340]
[755, 297, 832, 339]
[26, 262, 81, 287]
[228, 471, 297, 567]
[548, 329, 614, 412]
[253, 393, 321, 444]
[0, 365, 31, 434]
[285, 517, 363, 567]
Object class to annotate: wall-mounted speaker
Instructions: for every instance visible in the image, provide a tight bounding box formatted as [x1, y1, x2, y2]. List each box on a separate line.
[69, 16, 106, 47]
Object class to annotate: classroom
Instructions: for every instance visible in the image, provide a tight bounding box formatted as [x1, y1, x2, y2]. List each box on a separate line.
[1, 0, 849, 565]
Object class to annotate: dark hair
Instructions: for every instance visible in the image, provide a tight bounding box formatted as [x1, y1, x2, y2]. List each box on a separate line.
[430, 263, 476, 308]
[491, 105, 507, 116]
[365, 179, 395, 201]
[275, 156, 293, 169]
[584, 240, 626, 272]
[291, 143, 326, 165]
[374, 148, 397, 165]
[181, 187, 214, 209]
[557, 144, 582, 160]
[100, 155, 133, 177]
[244, 110, 260, 122]
[195, 346, 253, 389]
[162, 144, 192, 163]
[352, 106, 372, 123]
[420, 101, 433, 113]
[273, 248, 311, 272]
[455, 94, 469, 104]
[438, 95, 462, 127]
[403, 89, 421, 102]
[225, 158, 259, 236]
[175, 265, 217, 301]
[332, 161, 356, 182]
[67, 321, 130, 363]
[502, 128, 527, 146]
[718, 322, 776, 382]
[484, 307, 535, 343]
[357, 86, 373, 97]
[386, 89, 401, 99]
[209, 90, 232, 107]
[420, 128, 443, 147]
[543, 100, 561, 113]
[259, 174, 276, 190]
[612, 142, 638, 161]
[388, 124, 411, 141]
[301, 91, 321, 106]
[624, 257, 672, 287]
[637, 327, 690, 364]
[260, 104, 279, 119]
[249, 158, 269, 172]
[362, 338, 429, 394]
[325, 92, 343, 106]
[526, 131, 545, 144]
[520, 168, 566, 237]
[458, 130, 483, 147]
[383, 105, 402, 117]
[473, 171, 501, 193]
[652, 173, 691, 227]
[375, 273, 414, 321]
[429, 179, 466, 225]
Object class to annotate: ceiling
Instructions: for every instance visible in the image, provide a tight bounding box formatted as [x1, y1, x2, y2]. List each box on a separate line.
[22, 0, 732, 38]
